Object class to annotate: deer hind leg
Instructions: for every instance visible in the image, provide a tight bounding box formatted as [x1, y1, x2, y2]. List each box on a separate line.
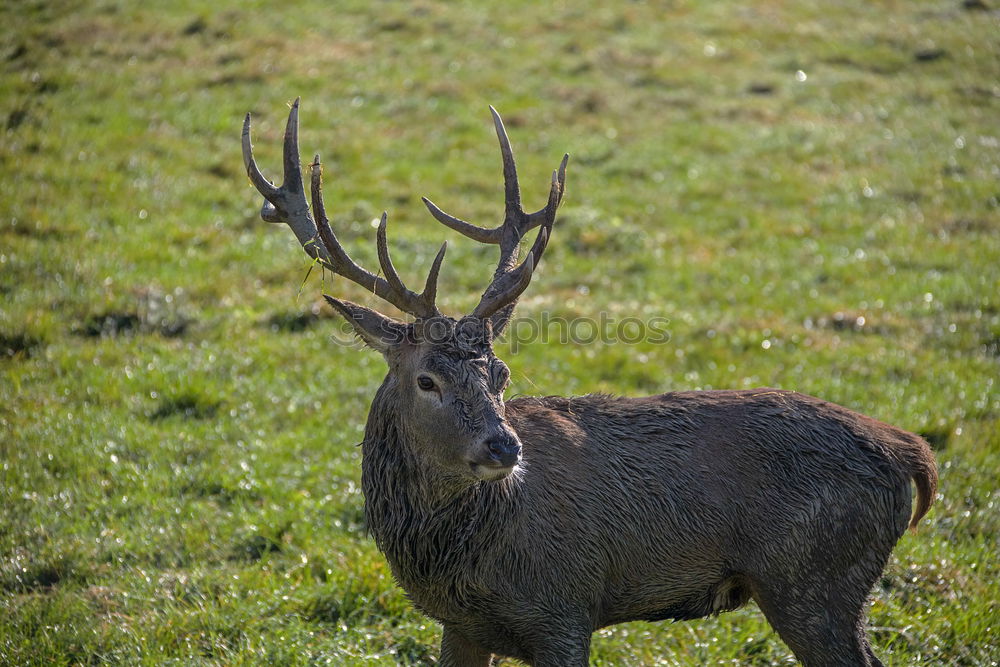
[748, 548, 889, 667]
[750, 581, 879, 666]
[864, 642, 886, 667]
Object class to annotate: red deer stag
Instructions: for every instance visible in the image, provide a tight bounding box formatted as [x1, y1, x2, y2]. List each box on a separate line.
[241, 99, 937, 667]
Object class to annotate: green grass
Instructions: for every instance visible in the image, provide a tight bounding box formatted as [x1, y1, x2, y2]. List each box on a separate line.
[1, 0, 997, 664]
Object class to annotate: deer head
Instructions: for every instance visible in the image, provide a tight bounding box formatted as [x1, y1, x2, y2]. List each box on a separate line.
[242, 99, 568, 483]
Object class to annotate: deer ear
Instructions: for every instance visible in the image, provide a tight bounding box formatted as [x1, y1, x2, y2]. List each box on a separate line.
[324, 296, 407, 354]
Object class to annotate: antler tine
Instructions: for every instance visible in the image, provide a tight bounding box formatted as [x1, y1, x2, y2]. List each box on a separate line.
[420, 108, 566, 260]
[243, 117, 282, 225]
[376, 214, 445, 318]
[242, 115, 280, 202]
[471, 248, 539, 320]
[282, 100, 305, 197]
[243, 98, 333, 262]
[525, 153, 569, 229]
[492, 105, 523, 225]
[419, 107, 568, 331]
[421, 197, 501, 244]
[422, 242, 448, 309]
[244, 99, 444, 320]
[376, 213, 410, 299]
[310, 156, 379, 285]
[516, 158, 568, 269]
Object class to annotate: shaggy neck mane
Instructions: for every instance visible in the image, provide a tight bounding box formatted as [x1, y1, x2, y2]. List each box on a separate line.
[360, 379, 521, 588]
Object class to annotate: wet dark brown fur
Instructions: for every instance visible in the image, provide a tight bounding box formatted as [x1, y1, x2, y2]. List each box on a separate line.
[362, 383, 937, 666]
[243, 100, 938, 666]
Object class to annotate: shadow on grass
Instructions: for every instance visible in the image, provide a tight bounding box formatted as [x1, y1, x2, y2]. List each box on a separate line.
[75, 310, 192, 338]
[1, 330, 43, 359]
[148, 392, 221, 420]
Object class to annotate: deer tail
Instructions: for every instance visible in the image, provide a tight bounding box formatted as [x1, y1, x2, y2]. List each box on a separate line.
[901, 433, 938, 530]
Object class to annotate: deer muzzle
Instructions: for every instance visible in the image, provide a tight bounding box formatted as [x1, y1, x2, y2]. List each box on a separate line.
[484, 433, 522, 468]
[470, 432, 522, 480]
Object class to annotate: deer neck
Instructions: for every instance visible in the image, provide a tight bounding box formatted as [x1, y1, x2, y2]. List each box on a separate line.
[358, 381, 519, 587]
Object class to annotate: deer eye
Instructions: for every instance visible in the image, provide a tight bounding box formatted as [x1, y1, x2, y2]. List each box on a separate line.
[417, 375, 436, 391]
[492, 362, 511, 391]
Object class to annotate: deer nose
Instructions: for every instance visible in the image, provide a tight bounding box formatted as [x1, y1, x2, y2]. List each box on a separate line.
[484, 434, 522, 468]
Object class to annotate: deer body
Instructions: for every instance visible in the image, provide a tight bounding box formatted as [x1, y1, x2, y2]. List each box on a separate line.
[242, 100, 937, 666]
[364, 389, 933, 665]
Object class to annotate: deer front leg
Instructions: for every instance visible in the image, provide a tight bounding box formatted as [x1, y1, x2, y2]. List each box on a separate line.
[529, 628, 591, 667]
[533, 651, 590, 667]
[440, 625, 493, 667]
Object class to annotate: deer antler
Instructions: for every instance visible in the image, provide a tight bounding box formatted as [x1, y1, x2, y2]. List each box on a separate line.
[422, 107, 569, 329]
[242, 98, 446, 320]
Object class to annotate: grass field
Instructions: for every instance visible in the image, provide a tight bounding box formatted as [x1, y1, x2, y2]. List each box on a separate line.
[2, 0, 998, 664]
